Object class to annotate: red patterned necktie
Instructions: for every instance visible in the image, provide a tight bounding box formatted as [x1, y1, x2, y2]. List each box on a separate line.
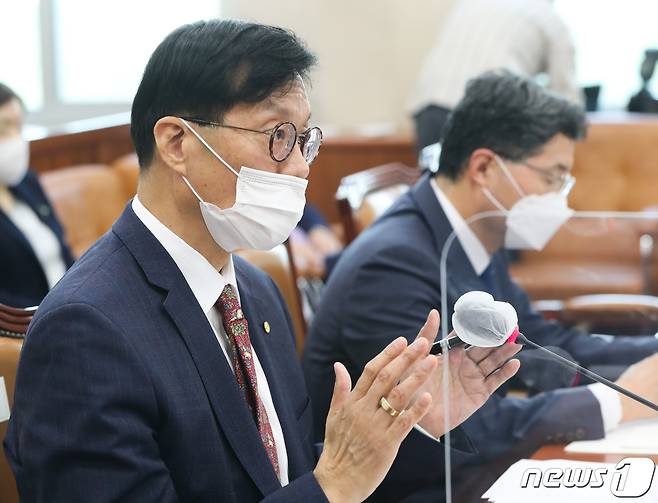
[216, 284, 280, 479]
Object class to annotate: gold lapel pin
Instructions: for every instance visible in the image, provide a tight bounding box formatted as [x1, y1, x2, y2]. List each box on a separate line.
[263, 321, 271, 334]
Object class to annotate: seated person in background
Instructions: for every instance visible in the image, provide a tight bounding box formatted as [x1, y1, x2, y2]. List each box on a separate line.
[5, 20, 521, 503]
[410, 0, 582, 152]
[303, 70, 658, 500]
[0, 82, 74, 308]
[289, 204, 343, 278]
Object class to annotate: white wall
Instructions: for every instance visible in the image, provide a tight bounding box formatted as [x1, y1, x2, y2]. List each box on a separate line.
[224, 0, 457, 135]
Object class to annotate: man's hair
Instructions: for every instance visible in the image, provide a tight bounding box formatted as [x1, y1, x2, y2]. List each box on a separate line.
[0, 82, 23, 109]
[436, 70, 587, 180]
[130, 19, 316, 169]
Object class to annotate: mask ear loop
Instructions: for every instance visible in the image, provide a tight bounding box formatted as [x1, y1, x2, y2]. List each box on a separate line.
[481, 187, 509, 214]
[181, 176, 205, 204]
[179, 118, 240, 177]
[493, 155, 526, 198]
[178, 118, 241, 204]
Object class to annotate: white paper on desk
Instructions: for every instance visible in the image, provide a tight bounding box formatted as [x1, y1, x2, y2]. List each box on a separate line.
[566, 419, 658, 455]
[0, 377, 9, 422]
[482, 458, 658, 503]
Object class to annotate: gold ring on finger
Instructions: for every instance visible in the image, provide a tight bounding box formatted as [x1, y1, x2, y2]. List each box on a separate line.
[379, 396, 404, 417]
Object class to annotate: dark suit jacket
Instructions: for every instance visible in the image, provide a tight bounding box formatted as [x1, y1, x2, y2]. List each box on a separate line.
[0, 171, 74, 307]
[4, 205, 327, 502]
[303, 175, 658, 467]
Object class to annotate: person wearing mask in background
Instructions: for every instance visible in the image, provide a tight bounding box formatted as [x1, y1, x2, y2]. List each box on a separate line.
[410, 0, 581, 152]
[5, 21, 522, 502]
[0, 83, 74, 308]
[303, 70, 658, 501]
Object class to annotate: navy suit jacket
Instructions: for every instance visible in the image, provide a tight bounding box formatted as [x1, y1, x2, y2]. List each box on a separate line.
[0, 171, 74, 308]
[303, 175, 658, 467]
[4, 205, 328, 502]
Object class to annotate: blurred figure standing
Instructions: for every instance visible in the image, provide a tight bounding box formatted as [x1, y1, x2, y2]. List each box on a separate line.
[411, 0, 581, 151]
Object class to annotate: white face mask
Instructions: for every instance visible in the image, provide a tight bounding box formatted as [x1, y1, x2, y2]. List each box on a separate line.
[0, 136, 29, 186]
[482, 155, 574, 251]
[179, 118, 308, 252]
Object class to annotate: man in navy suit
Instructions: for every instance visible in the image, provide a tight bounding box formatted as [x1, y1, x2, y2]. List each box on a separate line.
[4, 21, 524, 502]
[0, 83, 74, 307]
[303, 70, 658, 499]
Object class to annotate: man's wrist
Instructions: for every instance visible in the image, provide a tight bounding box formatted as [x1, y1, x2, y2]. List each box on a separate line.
[314, 465, 349, 503]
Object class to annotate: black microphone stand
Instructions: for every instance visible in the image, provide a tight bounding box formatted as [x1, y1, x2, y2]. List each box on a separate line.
[517, 333, 658, 413]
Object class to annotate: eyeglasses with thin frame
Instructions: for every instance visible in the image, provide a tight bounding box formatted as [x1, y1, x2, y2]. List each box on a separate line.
[520, 160, 576, 196]
[180, 117, 323, 165]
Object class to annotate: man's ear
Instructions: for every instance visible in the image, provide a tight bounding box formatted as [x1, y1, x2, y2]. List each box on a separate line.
[153, 117, 187, 176]
[466, 148, 497, 188]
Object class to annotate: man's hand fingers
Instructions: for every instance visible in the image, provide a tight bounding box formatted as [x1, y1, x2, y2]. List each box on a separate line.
[485, 359, 521, 394]
[327, 362, 352, 417]
[383, 355, 437, 414]
[469, 343, 522, 375]
[464, 346, 495, 364]
[366, 338, 430, 403]
[352, 337, 407, 399]
[387, 392, 432, 440]
[414, 309, 440, 345]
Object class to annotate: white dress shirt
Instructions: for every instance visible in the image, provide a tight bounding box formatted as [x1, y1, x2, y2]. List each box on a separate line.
[410, 0, 581, 113]
[430, 179, 622, 432]
[131, 196, 290, 485]
[6, 199, 67, 290]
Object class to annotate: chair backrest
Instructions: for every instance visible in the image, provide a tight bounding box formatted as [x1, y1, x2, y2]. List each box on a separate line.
[40, 164, 126, 258]
[235, 243, 307, 354]
[336, 162, 420, 244]
[0, 304, 34, 503]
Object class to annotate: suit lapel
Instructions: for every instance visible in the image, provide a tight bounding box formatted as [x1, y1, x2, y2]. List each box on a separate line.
[409, 176, 490, 316]
[113, 205, 281, 495]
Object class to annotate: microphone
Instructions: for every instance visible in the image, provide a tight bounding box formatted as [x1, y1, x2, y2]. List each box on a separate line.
[514, 346, 579, 392]
[430, 291, 520, 354]
[516, 333, 658, 412]
[431, 290, 658, 412]
[430, 334, 467, 354]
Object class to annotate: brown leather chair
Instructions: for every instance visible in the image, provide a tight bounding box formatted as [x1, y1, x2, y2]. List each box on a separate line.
[336, 162, 421, 244]
[235, 243, 307, 354]
[40, 164, 127, 258]
[0, 304, 35, 503]
[508, 219, 653, 300]
[511, 116, 658, 300]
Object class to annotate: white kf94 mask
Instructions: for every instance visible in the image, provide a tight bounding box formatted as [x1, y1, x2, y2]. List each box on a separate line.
[482, 155, 574, 251]
[180, 118, 308, 252]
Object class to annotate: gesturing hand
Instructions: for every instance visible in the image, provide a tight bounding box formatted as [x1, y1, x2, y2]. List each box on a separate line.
[413, 309, 522, 437]
[314, 335, 437, 503]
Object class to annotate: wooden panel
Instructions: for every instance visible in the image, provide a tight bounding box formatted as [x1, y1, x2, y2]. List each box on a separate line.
[27, 114, 133, 174]
[26, 114, 415, 224]
[307, 135, 416, 223]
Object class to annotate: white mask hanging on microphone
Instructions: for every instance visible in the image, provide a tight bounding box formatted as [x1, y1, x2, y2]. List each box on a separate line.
[180, 118, 308, 252]
[482, 155, 574, 251]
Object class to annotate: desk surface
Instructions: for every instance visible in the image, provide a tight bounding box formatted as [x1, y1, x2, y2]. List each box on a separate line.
[532, 444, 658, 464]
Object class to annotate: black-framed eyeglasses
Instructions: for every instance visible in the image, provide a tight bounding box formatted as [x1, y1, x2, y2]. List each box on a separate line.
[180, 117, 323, 165]
[521, 161, 576, 196]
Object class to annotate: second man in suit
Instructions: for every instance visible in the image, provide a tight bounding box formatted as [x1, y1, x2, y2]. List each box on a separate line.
[303, 69, 658, 500]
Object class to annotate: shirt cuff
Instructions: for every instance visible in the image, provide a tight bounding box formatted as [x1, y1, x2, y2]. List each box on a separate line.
[588, 382, 622, 433]
[413, 423, 441, 443]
